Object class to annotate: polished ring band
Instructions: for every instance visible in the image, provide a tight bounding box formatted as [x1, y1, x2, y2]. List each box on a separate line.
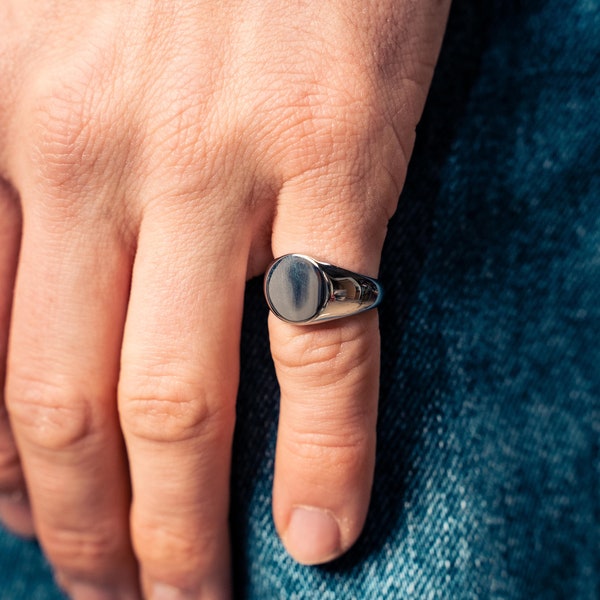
[264, 254, 383, 324]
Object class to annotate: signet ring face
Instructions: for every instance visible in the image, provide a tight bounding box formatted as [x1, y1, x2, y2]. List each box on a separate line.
[264, 254, 383, 325]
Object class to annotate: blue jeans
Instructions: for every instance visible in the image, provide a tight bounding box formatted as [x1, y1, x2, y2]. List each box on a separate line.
[1, 0, 598, 598]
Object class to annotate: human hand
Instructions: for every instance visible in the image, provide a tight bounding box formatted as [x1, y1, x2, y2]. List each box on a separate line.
[0, 1, 450, 598]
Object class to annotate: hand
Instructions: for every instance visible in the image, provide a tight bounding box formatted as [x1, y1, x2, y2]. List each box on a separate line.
[0, 1, 450, 597]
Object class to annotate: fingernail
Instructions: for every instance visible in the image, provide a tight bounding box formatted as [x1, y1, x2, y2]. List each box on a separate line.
[152, 582, 194, 600]
[284, 506, 341, 565]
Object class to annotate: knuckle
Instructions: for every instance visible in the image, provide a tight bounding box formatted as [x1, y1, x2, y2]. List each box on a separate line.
[132, 512, 220, 587]
[28, 81, 101, 192]
[21, 54, 127, 212]
[151, 93, 209, 168]
[6, 377, 94, 452]
[271, 320, 376, 388]
[262, 70, 383, 175]
[272, 326, 345, 373]
[283, 428, 369, 476]
[40, 522, 124, 581]
[119, 374, 233, 444]
[278, 108, 373, 178]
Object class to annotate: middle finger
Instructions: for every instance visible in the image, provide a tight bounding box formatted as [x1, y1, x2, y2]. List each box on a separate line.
[119, 195, 250, 600]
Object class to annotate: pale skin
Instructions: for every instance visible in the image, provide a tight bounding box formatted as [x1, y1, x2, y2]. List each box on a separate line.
[0, 1, 451, 598]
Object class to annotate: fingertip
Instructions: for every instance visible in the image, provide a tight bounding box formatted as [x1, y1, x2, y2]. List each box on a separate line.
[270, 310, 378, 567]
[282, 505, 342, 565]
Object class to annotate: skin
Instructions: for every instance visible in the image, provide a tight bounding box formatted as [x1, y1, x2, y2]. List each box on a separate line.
[0, 1, 451, 598]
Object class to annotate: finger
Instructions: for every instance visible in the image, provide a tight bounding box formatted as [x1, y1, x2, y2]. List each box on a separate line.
[119, 200, 249, 599]
[5, 189, 139, 595]
[269, 165, 394, 565]
[0, 180, 32, 536]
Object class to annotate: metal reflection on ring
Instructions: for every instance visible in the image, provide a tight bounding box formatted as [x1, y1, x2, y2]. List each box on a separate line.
[264, 254, 383, 324]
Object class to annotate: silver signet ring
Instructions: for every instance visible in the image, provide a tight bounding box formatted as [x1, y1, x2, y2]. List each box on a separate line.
[264, 254, 383, 324]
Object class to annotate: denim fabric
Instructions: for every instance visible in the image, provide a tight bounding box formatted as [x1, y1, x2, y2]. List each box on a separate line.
[1, 0, 598, 598]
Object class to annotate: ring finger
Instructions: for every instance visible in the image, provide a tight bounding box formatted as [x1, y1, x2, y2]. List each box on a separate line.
[268, 169, 390, 565]
[5, 183, 138, 596]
